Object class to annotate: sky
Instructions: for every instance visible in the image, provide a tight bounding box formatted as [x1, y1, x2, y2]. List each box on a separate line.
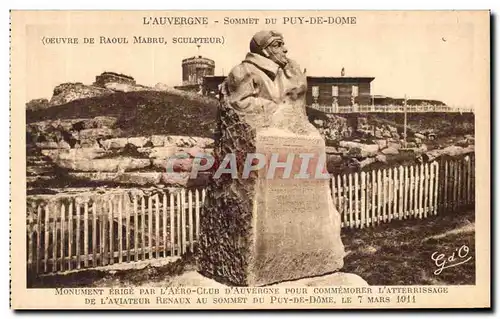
[22, 11, 489, 109]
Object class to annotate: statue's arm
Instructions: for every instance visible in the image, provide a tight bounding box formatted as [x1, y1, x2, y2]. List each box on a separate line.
[224, 66, 278, 113]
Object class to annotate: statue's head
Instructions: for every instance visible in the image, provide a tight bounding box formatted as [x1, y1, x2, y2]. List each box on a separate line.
[250, 30, 288, 67]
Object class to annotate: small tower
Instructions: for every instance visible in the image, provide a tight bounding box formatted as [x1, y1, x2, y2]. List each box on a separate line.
[181, 47, 215, 86]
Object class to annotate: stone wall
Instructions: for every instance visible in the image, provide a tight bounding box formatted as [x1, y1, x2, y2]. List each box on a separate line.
[27, 116, 214, 191]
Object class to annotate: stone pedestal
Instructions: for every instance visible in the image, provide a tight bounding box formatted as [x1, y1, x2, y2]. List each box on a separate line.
[197, 126, 345, 286]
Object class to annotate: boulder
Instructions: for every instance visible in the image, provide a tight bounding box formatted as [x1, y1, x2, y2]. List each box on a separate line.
[101, 138, 129, 149]
[423, 145, 474, 162]
[104, 82, 143, 92]
[49, 82, 112, 106]
[152, 157, 193, 173]
[35, 141, 71, 149]
[414, 133, 426, 140]
[72, 116, 118, 130]
[325, 146, 338, 154]
[154, 82, 169, 91]
[342, 142, 379, 158]
[456, 139, 469, 147]
[79, 128, 118, 140]
[127, 137, 150, 148]
[382, 131, 392, 138]
[381, 147, 399, 155]
[26, 98, 50, 111]
[41, 148, 109, 161]
[374, 139, 388, 149]
[147, 146, 177, 159]
[151, 135, 166, 147]
[68, 172, 162, 185]
[55, 157, 151, 172]
[375, 154, 387, 163]
[359, 157, 377, 168]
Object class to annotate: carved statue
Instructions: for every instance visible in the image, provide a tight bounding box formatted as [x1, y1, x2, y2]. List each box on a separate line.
[198, 31, 345, 287]
[219, 30, 318, 135]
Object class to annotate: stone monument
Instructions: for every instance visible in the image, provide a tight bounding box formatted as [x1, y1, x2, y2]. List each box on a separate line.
[197, 30, 345, 286]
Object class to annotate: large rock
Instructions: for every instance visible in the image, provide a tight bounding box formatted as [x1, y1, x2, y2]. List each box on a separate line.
[68, 172, 162, 185]
[72, 116, 118, 129]
[198, 69, 345, 286]
[49, 82, 112, 106]
[41, 148, 109, 161]
[199, 129, 344, 286]
[146, 146, 177, 158]
[55, 157, 151, 172]
[381, 146, 399, 155]
[423, 145, 474, 162]
[343, 142, 379, 158]
[101, 138, 129, 149]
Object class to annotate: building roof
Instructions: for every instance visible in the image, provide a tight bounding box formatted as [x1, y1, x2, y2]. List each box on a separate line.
[182, 55, 215, 65]
[307, 76, 375, 83]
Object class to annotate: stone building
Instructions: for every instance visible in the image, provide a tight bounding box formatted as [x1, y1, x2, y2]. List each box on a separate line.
[93, 72, 136, 88]
[175, 55, 215, 92]
[200, 75, 376, 107]
[306, 76, 375, 107]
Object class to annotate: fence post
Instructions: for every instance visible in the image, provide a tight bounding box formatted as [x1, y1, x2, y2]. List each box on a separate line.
[181, 189, 187, 254]
[360, 172, 366, 228]
[27, 209, 34, 274]
[125, 193, 130, 262]
[195, 189, 200, 242]
[170, 192, 175, 257]
[92, 202, 97, 267]
[377, 169, 382, 225]
[413, 165, 420, 218]
[418, 164, 424, 219]
[141, 196, 146, 261]
[163, 193, 168, 258]
[155, 194, 160, 258]
[392, 167, 398, 220]
[108, 198, 114, 265]
[342, 174, 347, 227]
[444, 159, 449, 213]
[60, 204, 65, 272]
[133, 195, 138, 262]
[371, 170, 376, 227]
[188, 190, 194, 253]
[354, 172, 360, 228]
[398, 166, 404, 220]
[118, 194, 123, 263]
[409, 166, 414, 218]
[433, 162, 439, 215]
[428, 163, 434, 216]
[387, 168, 393, 222]
[423, 164, 429, 218]
[148, 196, 153, 260]
[44, 205, 49, 273]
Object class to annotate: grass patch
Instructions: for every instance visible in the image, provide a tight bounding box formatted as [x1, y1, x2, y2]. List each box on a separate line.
[341, 209, 475, 285]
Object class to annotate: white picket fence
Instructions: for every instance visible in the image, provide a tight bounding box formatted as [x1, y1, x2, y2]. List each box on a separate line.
[26, 189, 206, 275]
[26, 155, 474, 275]
[332, 162, 437, 228]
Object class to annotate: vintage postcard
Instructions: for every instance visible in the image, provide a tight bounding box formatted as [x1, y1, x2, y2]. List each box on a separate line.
[10, 10, 490, 309]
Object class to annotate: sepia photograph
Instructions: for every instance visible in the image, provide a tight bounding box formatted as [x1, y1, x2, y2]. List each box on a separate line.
[10, 10, 490, 309]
